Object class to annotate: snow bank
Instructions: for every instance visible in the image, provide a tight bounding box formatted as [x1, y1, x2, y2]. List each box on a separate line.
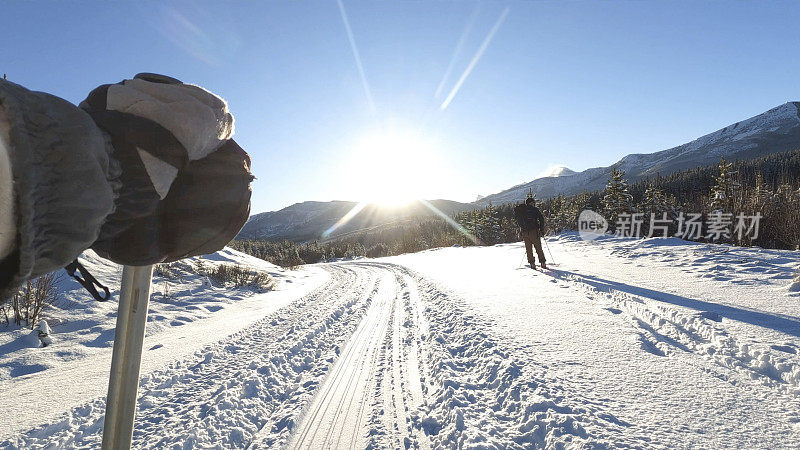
[0, 247, 292, 383]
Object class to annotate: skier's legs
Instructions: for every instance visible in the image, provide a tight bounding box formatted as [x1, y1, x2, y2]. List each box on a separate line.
[532, 230, 546, 265]
[0, 103, 15, 260]
[522, 230, 535, 265]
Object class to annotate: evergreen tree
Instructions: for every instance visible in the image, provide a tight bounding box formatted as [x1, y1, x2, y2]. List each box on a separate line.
[500, 216, 519, 242]
[710, 157, 739, 211]
[603, 169, 633, 225]
[643, 184, 666, 213]
[482, 204, 503, 245]
[754, 171, 768, 204]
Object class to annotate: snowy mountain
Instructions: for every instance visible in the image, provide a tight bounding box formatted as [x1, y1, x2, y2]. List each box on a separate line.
[241, 102, 800, 240]
[237, 199, 474, 242]
[478, 102, 800, 205]
[541, 165, 577, 178]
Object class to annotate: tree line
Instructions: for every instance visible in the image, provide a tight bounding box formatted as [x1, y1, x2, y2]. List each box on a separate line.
[233, 149, 800, 267]
[231, 204, 523, 267]
[541, 149, 800, 249]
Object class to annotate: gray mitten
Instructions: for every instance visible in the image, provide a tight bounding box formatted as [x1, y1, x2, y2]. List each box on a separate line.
[80, 73, 252, 266]
[0, 74, 253, 301]
[0, 78, 118, 300]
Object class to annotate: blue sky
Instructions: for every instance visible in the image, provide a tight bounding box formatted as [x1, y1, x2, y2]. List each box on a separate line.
[3, 1, 800, 213]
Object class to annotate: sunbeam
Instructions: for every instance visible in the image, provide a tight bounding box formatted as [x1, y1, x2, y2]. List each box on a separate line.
[434, 4, 481, 99]
[321, 199, 479, 245]
[440, 7, 510, 111]
[336, 0, 376, 113]
[419, 199, 480, 245]
[321, 201, 369, 240]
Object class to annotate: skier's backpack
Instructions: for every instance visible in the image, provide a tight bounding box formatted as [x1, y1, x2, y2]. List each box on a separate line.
[513, 204, 528, 230]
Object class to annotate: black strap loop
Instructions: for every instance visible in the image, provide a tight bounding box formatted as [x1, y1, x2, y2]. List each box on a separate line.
[65, 260, 111, 302]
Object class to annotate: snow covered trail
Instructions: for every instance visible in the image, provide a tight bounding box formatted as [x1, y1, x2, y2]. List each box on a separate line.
[4, 236, 800, 448]
[391, 236, 800, 448]
[285, 267, 431, 450]
[287, 262, 632, 449]
[3, 265, 377, 449]
[3, 260, 624, 449]
[286, 270, 395, 449]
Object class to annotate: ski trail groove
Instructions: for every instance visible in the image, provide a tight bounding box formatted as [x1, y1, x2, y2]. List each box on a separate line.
[3, 260, 647, 449]
[290, 270, 395, 449]
[5, 265, 378, 449]
[364, 269, 430, 449]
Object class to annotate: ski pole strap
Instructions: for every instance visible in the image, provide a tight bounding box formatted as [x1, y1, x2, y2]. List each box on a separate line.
[65, 259, 111, 302]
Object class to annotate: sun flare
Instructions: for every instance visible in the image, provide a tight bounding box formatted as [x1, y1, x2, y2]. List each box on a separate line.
[342, 129, 448, 206]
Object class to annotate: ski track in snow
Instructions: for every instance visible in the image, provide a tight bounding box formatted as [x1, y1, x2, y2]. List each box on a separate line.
[546, 269, 800, 395]
[3, 265, 376, 449]
[284, 270, 394, 450]
[4, 237, 800, 448]
[2, 262, 632, 449]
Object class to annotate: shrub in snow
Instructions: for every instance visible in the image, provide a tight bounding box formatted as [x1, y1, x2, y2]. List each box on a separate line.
[0, 272, 59, 328]
[193, 257, 207, 275]
[208, 263, 276, 291]
[154, 262, 181, 280]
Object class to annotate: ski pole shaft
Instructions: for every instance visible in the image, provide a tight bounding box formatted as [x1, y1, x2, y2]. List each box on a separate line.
[102, 265, 153, 450]
[543, 237, 556, 265]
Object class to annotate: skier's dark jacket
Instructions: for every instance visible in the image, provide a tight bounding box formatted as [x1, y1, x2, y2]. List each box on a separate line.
[514, 204, 545, 234]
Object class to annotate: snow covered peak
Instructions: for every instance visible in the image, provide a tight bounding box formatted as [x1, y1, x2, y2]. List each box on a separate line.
[544, 166, 577, 178]
[478, 101, 800, 206]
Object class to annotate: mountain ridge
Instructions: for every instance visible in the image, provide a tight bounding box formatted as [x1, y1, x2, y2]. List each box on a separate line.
[239, 101, 800, 242]
[477, 102, 800, 205]
[237, 199, 474, 242]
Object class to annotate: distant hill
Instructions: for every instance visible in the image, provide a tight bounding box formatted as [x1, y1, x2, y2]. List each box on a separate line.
[477, 102, 800, 205]
[240, 102, 800, 242]
[237, 199, 474, 242]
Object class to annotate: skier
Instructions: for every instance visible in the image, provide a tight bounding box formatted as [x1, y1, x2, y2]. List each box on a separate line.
[514, 197, 547, 269]
[0, 73, 253, 300]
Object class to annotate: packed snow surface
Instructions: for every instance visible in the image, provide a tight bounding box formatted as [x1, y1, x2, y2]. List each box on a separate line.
[1, 235, 799, 448]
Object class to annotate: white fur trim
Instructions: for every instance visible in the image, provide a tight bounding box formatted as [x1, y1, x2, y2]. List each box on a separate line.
[137, 147, 178, 199]
[0, 103, 16, 260]
[106, 79, 234, 161]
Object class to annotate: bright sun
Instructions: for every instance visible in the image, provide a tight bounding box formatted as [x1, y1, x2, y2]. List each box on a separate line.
[343, 129, 448, 206]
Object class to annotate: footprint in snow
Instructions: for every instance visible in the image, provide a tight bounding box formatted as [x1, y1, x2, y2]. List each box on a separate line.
[770, 344, 797, 354]
[604, 308, 622, 315]
[699, 311, 722, 322]
[597, 412, 632, 427]
[638, 336, 666, 357]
